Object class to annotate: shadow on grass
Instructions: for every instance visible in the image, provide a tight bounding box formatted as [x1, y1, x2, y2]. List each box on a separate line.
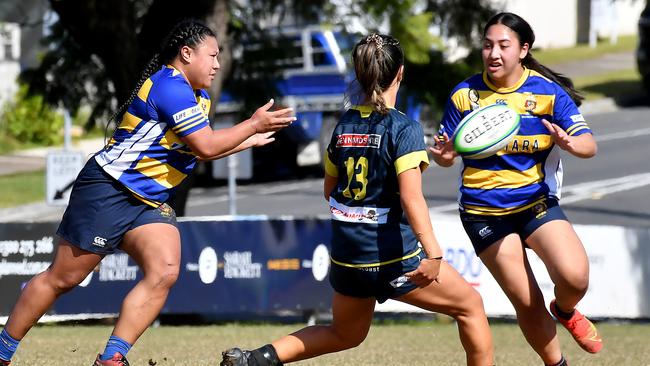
[581, 80, 650, 107]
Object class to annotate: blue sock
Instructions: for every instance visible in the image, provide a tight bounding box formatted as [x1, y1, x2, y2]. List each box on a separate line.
[0, 329, 19, 362]
[100, 335, 132, 361]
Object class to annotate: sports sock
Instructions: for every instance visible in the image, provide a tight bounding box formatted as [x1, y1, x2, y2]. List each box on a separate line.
[99, 335, 132, 361]
[249, 344, 283, 366]
[0, 329, 19, 362]
[554, 304, 575, 320]
[546, 355, 568, 366]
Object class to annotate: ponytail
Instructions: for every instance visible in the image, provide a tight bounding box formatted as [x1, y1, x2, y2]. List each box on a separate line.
[522, 55, 584, 106]
[351, 34, 404, 115]
[103, 54, 161, 148]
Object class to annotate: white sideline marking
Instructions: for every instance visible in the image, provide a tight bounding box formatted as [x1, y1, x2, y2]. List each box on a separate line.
[429, 172, 650, 213]
[560, 172, 650, 204]
[595, 127, 650, 142]
[187, 181, 316, 207]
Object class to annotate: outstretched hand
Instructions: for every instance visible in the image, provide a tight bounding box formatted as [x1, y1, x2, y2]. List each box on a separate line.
[542, 119, 573, 152]
[405, 258, 442, 288]
[429, 132, 457, 162]
[246, 131, 276, 148]
[250, 99, 296, 133]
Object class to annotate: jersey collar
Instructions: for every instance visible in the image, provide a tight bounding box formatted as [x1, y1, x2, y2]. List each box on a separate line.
[482, 67, 529, 93]
[351, 105, 395, 118]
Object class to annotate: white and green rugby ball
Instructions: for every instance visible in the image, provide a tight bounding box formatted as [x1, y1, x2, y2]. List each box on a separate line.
[452, 103, 520, 159]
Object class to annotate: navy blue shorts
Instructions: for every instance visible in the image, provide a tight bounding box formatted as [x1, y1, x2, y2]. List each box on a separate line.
[460, 197, 567, 255]
[56, 158, 177, 255]
[329, 250, 426, 303]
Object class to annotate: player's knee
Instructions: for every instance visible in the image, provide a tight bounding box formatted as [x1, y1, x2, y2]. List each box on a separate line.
[46, 269, 88, 293]
[562, 271, 589, 297]
[450, 289, 486, 319]
[336, 329, 367, 349]
[341, 334, 366, 349]
[155, 269, 180, 289]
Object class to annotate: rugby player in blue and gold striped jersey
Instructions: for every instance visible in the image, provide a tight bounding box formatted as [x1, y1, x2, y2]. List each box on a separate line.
[0, 20, 294, 366]
[432, 12, 601, 366]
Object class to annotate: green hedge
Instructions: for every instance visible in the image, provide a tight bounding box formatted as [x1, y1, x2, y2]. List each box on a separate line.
[0, 85, 63, 151]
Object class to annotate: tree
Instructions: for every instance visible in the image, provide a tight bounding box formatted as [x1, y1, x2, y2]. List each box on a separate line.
[22, 0, 495, 213]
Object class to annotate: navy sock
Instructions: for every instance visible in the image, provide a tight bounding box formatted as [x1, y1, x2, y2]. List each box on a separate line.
[546, 355, 568, 366]
[0, 329, 19, 362]
[554, 305, 575, 320]
[100, 335, 132, 361]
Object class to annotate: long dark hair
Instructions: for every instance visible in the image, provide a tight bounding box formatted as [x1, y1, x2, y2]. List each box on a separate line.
[351, 34, 404, 114]
[484, 12, 584, 106]
[107, 19, 216, 129]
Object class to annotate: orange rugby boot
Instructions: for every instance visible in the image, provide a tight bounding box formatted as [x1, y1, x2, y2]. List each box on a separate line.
[550, 299, 602, 353]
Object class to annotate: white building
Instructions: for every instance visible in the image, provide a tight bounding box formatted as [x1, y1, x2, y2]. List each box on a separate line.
[0, 0, 49, 111]
[0, 22, 21, 109]
[490, 0, 645, 49]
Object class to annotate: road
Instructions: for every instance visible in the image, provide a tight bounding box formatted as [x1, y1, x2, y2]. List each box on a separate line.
[186, 105, 650, 229]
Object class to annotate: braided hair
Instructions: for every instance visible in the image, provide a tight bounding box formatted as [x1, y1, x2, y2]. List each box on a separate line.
[106, 19, 216, 129]
[351, 34, 404, 115]
[484, 13, 584, 106]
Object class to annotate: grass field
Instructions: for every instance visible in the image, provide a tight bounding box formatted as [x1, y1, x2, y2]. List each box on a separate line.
[0, 170, 44, 208]
[8, 321, 650, 365]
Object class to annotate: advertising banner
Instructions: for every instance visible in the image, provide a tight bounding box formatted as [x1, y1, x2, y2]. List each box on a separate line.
[1, 215, 649, 319]
[377, 214, 650, 319]
[0, 218, 333, 318]
[0, 222, 58, 315]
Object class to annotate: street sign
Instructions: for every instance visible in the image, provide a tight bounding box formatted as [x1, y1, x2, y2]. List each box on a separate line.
[46, 151, 85, 206]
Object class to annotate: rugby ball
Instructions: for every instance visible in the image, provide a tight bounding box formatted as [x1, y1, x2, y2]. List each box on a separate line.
[452, 103, 520, 159]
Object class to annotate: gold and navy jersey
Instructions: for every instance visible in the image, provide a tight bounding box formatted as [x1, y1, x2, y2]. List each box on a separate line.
[439, 68, 592, 216]
[95, 65, 210, 206]
[325, 106, 429, 266]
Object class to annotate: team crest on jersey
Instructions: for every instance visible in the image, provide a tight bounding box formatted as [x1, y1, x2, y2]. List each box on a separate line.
[336, 134, 381, 148]
[524, 93, 537, 112]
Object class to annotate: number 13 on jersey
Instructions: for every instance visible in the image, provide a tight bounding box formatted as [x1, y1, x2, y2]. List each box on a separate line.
[342, 156, 368, 200]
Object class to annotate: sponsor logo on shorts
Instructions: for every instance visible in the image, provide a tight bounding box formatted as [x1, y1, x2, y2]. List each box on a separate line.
[478, 226, 493, 238]
[336, 134, 381, 148]
[92, 236, 107, 247]
[389, 275, 409, 288]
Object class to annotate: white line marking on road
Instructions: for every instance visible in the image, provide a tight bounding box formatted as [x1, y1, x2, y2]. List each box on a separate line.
[429, 172, 650, 213]
[187, 180, 318, 207]
[595, 127, 650, 142]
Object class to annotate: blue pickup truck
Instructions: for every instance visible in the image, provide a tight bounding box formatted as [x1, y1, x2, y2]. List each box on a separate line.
[211, 27, 423, 180]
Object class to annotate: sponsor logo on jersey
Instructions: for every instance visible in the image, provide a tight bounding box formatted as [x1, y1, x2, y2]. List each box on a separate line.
[468, 89, 480, 110]
[329, 198, 389, 224]
[172, 105, 202, 122]
[336, 134, 381, 148]
[93, 236, 108, 247]
[570, 114, 585, 122]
